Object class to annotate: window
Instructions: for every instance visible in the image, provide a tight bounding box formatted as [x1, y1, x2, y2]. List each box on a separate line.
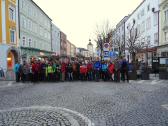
[141, 21, 145, 33]
[10, 30, 15, 43]
[28, 38, 32, 47]
[23, 18, 26, 29]
[147, 36, 151, 44]
[141, 9, 144, 17]
[20, 0, 24, 9]
[137, 14, 140, 20]
[28, 20, 31, 31]
[22, 36, 26, 46]
[9, 6, 15, 21]
[154, 33, 158, 44]
[147, 4, 150, 12]
[137, 24, 140, 35]
[146, 17, 151, 30]
[165, 9, 168, 22]
[165, 32, 168, 41]
[122, 26, 124, 30]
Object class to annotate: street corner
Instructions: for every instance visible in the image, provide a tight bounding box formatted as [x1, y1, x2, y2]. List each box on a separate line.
[0, 106, 94, 126]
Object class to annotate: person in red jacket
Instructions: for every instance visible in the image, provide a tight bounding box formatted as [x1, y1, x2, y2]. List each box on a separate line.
[80, 62, 87, 81]
[87, 61, 93, 81]
[108, 62, 115, 81]
[31, 60, 38, 82]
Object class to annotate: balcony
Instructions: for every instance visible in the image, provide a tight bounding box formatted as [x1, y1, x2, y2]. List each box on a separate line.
[163, 20, 168, 30]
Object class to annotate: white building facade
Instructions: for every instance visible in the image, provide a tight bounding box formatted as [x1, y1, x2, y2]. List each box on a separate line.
[157, 0, 168, 57]
[112, 16, 128, 56]
[19, 0, 52, 61]
[51, 23, 60, 55]
[125, 0, 160, 65]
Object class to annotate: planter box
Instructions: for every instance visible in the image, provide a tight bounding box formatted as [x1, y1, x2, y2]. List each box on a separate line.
[141, 72, 149, 80]
[159, 72, 168, 80]
[128, 71, 137, 80]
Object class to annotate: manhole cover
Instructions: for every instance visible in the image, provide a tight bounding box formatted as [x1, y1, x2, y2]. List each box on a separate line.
[0, 106, 93, 126]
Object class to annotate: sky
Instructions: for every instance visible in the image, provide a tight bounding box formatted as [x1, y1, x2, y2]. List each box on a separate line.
[33, 0, 143, 48]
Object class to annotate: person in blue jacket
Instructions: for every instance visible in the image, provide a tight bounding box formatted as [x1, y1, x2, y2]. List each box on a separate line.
[101, 61, 108, 81]
[14, 62, 21, 82]
[94, 59, 101, 81]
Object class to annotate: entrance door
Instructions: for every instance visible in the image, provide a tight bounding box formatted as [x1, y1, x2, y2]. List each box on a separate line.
[6, 50, 18, 80]
[7, 51, 14, 70]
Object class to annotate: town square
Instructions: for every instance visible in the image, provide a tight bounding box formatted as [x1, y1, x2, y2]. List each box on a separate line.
[0, 0, 168, 125]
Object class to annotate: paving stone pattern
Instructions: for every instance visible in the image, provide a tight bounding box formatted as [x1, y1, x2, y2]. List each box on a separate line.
[0, 81, 168, 126]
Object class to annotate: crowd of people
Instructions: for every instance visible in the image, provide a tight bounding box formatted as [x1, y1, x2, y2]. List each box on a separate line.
[14, 58, 130, 83]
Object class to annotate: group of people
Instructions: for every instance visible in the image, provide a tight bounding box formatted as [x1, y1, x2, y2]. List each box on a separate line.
[14, 58, 129, 83]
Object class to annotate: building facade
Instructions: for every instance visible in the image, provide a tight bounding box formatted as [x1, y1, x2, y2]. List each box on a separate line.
[158, 0, 168, 57]
[112, 16, 128, 55]
[70, 43, 76, 58]
[66, 40, 71, 57]
[60, 31, 67, 57]
[51, 23, 60, 55]
[19, 0, 52, 61]
[0, 0, 19, 80]
[125, 0, 160, 65]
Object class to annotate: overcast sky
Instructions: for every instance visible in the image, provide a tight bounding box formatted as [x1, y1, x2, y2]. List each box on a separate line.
[33, 0, 142, 48]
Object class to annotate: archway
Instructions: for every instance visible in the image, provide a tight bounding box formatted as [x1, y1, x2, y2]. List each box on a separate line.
[6, 48, 19, 80]
[7, 48, 19, 70]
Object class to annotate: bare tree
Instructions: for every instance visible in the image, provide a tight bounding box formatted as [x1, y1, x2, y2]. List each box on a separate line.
[126, 20, 143, 62]
[94, 20, 113, 60]
[112, 32, 125, 57]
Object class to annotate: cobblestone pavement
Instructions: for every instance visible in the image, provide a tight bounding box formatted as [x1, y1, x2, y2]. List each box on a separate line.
[0, 80, 168, 126]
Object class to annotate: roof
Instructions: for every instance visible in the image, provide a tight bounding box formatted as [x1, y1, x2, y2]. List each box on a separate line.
[31, 0, 52, 21]
[116, 16, 129, 28]
[77, 48, 88, 51]
[127, 0, 146, 21]
[88, 42, 93, 46]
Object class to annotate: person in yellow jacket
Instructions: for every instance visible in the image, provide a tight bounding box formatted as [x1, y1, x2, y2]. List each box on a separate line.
[46, 63, 54, 82]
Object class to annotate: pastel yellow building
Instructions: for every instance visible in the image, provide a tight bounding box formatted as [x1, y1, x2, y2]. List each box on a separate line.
[0, 0, 19, 80]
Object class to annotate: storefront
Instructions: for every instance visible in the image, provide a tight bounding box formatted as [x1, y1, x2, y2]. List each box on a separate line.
[0, 45, 19, 80]
[20, 47, 53, 62]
